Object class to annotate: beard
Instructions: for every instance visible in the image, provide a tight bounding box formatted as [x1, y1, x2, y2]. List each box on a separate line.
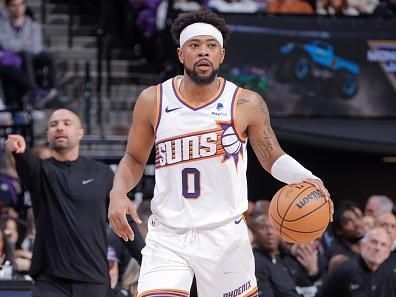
[49, 141, 69, 152]
[49, 137, 75, 152]
[184, 63, 219, 85]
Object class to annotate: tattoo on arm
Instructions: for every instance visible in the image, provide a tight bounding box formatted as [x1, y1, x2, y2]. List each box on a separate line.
[250, 139, 271, 162]
[237, 98, 250, 105]
[249, 108, 279, 163]
[250, 131, 275, 162]
[256, 98, 266, 114]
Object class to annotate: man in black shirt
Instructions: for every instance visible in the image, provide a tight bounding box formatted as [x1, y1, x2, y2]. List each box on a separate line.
[5, 108, 114, 297]
[251, 214, 299, 297]
[316, 227, 393, 297]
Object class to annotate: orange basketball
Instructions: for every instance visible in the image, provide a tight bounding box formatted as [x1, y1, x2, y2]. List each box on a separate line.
[269, 182, 330, 244]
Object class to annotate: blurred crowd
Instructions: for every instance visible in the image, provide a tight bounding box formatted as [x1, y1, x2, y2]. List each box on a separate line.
[0, 139, 395, 297]
[0, 0, 58, 118]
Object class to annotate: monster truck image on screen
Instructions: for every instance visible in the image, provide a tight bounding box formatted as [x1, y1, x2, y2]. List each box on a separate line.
[276, 40, 360, 99]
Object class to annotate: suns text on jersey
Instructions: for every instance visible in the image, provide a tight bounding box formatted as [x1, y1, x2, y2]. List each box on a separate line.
[155, 128, 224, 168]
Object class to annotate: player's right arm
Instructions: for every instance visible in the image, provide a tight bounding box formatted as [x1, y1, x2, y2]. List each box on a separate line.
[108, 86, 157, 241]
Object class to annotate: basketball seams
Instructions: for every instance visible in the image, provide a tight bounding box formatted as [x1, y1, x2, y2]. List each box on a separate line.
[278, 185, 315, 239]
[270, 220, 304, 244]
[282, 228, 323, 244]
[270, 211, 328, 234]
[283, 199, 328, 222]
[282, 223, 328, 234]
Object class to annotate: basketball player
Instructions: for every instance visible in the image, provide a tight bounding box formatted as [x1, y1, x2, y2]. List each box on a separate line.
[108, 10, 333, 297]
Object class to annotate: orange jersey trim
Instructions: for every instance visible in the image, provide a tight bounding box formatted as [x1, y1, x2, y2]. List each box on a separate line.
[138, 288, 190, 297]
[244, 286, 259, 297]
[153, 84, 162, 134]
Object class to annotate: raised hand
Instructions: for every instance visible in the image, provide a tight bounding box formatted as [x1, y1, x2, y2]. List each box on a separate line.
[5, 134, 26, 154]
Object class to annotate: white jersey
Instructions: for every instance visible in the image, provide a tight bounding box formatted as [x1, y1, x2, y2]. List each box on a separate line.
[152, 76, 248, 228]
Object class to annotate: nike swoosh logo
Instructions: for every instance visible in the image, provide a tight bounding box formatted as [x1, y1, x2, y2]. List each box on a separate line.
[165, 106, 182, 113]
[234, 218, 243, 224]
[82, 178, 94, 185]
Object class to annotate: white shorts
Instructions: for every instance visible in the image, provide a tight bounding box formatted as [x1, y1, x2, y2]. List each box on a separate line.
[137, 216, 258, 297]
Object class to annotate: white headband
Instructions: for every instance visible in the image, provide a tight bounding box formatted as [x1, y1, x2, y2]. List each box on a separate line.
[179, 22, 223, 48]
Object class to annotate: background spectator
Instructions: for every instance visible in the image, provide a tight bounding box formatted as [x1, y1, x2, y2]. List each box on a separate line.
[107, 246, 132, 297]
[266, 0, 314, 14]
[364, 194, 394, 218]
[0, 216, 31, 273]
[316, 227, 392, 297]
[347, 0, 379, 14]
[208, 0, 260, 13]
[0, 63, 35, 108]
[0, 149, 24, 216]
[326, 201, 365, 264]
[1, 216, 18, 247]
[121, 258, 140, 297]
[251, 214, 299, 297]
[15, 207, 34, 273]
[20, 207, 34, 252]
[376, 212, 396, 251]
[316, 0, 359, 15]
[0, 0, 58, 108]
[362, 215, 376, 232]
[283, 240, 327, 297]
[0, 228, 15, 271]
[252, 199, 270, 218]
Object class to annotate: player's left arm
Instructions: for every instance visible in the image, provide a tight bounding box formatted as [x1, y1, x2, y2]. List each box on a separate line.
[236, 89, 333, 220]
[235, 89, 284, 172]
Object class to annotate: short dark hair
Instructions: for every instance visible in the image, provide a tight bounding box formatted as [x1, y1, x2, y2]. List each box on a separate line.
[332, 201, 361, 236]
[170, 10, 230, 47]
[48, 108, 81, 125]
[5, 0, 24, 6]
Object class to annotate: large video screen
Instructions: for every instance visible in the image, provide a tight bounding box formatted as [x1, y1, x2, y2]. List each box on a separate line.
[221, 15, 396, 117]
